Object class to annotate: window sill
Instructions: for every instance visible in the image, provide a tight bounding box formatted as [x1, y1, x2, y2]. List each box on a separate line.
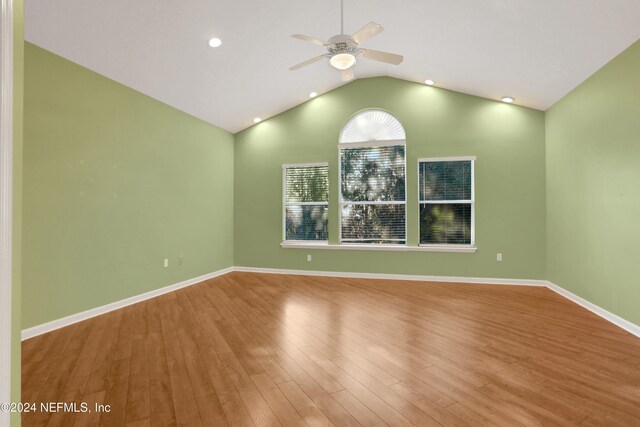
[280, 242, 477, 253]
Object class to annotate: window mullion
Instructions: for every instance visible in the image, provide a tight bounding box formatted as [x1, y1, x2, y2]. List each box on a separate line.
[420, 200, 472, 204]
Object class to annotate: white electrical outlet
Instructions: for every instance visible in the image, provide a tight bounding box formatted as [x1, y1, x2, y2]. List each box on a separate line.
[164, 258, 169, 268]
[497, 253, 503, 262]
[307, 254, 312, 262]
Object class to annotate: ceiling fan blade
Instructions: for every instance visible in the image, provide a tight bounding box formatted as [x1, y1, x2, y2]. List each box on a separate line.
[351, 22, 384, 45]
[341, 68, 354, 82]
[362, 48, 403, 65]
[289, 55, 325, 71]
[291, 34, 328, 46]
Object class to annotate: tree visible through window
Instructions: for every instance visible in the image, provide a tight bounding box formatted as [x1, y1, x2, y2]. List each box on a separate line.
[419, 158, 475, 245]
[339, 110, 407, 244]
[283, 164, 329, 241]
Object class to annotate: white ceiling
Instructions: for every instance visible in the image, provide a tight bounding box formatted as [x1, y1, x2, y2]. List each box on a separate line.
[26, 0, 640, 133]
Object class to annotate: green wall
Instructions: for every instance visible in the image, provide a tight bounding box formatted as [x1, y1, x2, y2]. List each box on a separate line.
[234, 77, 547, 279]
[23, 43, 234, 328]
[12, 0, 24, 424]
[546, 40, 640, 325]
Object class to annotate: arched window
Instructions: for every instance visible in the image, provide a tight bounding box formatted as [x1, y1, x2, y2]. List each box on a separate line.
[339, 109, 407, 245]
[339, 109, 406, 143]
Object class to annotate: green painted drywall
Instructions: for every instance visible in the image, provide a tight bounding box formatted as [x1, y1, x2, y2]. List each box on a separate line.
[234, 77, 546, 279]
[23, 43, 234, 328]
[12, 0, 24, 424]
[546, 40, 640, 325]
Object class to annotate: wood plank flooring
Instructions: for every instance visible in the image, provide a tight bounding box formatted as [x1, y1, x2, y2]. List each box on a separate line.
[22, 272, 640, 426]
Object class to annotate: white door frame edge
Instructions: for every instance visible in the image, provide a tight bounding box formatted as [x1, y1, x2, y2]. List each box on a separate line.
[0, 0, 14, 424]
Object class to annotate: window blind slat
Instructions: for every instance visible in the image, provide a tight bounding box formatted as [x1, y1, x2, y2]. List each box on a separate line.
[341, 204, 406, 243]
[419, 161, 471, 201]
[286, 166, 329, 203]
[341, 146, 406, 202]
[419, 160, 473, 245]
[340, 144, 407, 244]
[284, 165, 329, 241]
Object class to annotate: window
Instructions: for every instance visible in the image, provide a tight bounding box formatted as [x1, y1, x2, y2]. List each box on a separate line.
[283, 164, 329, 242]
[339, 110, 406, 244]
[419, 157, 475, 246]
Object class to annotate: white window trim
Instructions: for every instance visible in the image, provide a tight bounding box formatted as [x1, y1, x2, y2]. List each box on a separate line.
[281, 242, 477, 253]
[0, 0, 14, 420]
[338, 139, 406, 149]
[339, 142, 408, 245]
[417, 156, 477, 162]
[282, 163, 329, 243]
[417, 156, 476, 248]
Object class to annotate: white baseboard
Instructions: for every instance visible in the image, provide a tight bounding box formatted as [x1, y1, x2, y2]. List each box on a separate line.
[21, 267, 234, 341]
[233, 266, 548, 287]
[21, 265, 639, 342]
[545, 281, 640, 338]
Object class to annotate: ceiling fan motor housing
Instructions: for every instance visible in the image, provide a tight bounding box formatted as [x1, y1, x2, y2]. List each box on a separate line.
[327, 34, 363, 57]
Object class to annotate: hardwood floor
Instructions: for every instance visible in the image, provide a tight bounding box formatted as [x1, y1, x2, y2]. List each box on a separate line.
[22, 272, 640, 426]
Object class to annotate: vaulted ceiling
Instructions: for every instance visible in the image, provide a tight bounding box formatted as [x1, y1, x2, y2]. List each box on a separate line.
[26, 0, 640, 133]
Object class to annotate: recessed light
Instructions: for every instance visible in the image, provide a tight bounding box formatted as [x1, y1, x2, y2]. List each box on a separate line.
[424, 79, 435, 86]
[253, 117, 262, 124]
[309, 92, 318, 98]
[501, 96, 514, 103]
[208, 37, 222, 48]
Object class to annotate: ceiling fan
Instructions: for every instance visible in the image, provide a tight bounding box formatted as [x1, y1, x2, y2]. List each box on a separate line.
[289, 0, 404, 82]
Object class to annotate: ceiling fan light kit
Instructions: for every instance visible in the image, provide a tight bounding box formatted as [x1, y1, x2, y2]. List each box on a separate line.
[330, 53, 356, 70]
[289, 0, 403, 81]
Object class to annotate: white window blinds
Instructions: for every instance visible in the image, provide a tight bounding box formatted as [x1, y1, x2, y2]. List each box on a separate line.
[283, 164, 329, 241]
[419, 158, 474, 245]
[339, 110, 406, 143]
[340, 145, 406, 244]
